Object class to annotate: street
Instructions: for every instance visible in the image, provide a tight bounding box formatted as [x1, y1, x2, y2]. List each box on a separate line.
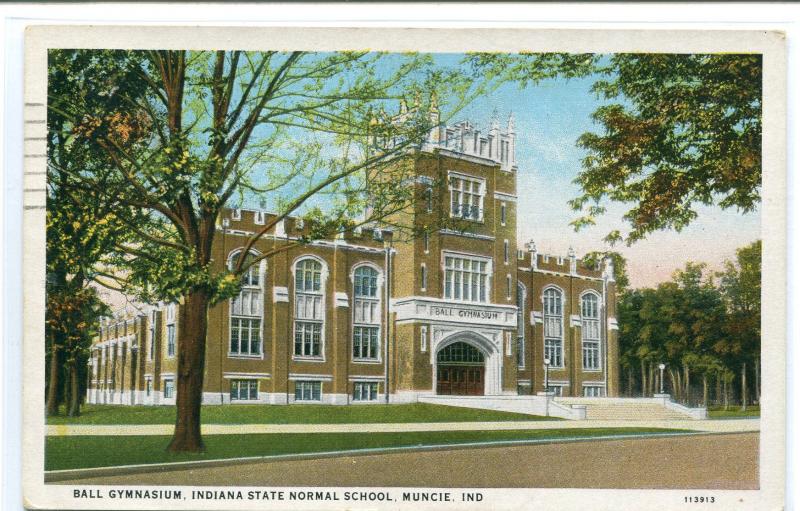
[58, 432, 758, 489]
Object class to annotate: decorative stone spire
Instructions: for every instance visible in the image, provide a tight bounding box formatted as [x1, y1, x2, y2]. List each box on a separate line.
[507, 112, 515, 134]
[526, 239, 538, 270]
[603, 255, 616, 283]
[568, 246, 577, 275]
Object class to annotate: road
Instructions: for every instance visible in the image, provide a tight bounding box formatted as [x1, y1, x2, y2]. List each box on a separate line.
[58, 432, 758, 489]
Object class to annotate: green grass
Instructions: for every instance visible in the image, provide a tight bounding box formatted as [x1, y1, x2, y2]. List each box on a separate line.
[707, 405, 760, 418]
[47, 403, 557, 425]
[45, 428, 687, 471]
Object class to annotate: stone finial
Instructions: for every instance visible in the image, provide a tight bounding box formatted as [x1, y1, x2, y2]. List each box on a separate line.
[526, 239, 538, 270]
[568, 246, 577, 275]
[603, 255, 616, 283]
[507, 112, 515, 133]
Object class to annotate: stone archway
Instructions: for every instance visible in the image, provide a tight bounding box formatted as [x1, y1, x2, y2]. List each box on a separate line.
[436, 342, 485, 395]
[431, 331, 502, 396]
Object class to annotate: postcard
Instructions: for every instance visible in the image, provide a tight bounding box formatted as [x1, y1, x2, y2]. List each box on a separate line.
[22, 25, 785, 510]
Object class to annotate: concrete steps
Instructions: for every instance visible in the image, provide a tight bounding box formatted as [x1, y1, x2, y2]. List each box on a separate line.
[554, 398, 704, 421]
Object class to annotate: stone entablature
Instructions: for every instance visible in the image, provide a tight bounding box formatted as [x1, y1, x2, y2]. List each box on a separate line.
[392, 296, 517, 329]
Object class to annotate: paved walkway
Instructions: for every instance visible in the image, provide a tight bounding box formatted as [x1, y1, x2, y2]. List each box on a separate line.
[47, 418, 759, 436]
[56, 432, 759, 489]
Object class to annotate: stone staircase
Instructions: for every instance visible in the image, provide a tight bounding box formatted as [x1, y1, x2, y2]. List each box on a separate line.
[554, 397, 706, 421]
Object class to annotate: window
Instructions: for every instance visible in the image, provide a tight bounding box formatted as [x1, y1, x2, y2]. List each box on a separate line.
[443, 254, 490, 303]
[423, 231, 429, 253]
[163, 379, 174, 399]
[229, 251, 263, 356]
[449, 174, 485, 221]
[581, 293, 601, 370]
[543, 288, 564, 367]
[420, 264, 427, 291]
[353, 382, 378, 401]
[506, 274, 512, 299]
[230, 379, 258, 401]
[148, 311, 156, 361]
[294, 258, 324, 358]
[166, 324, 176, 357]
[504, 240, 509, 264]
[583, 385, 603, 397]
[500, 202, 507, 225]
[232, 208, 242, 220]
[254, 211, 265, 224]
[165, 304, 176, 357]
[353, 266, 380, 361]
[145, 379, 152, 396]
[424, 186, 433, 212]
[546, 385, 564, 397]
[294, 381, 322, 401]
[420, 326, 428, 352]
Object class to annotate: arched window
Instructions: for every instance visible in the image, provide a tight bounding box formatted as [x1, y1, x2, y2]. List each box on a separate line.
[352, 265, 381, 361]
[543, 287, 563, 367]
[294, 258, 324, 358]
[581, 292, 601, 370]
[229, 251, 262, 356]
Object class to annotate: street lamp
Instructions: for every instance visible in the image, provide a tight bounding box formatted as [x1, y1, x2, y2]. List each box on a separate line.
[543, 357, 551, 393]
[658, 363, 666, 394]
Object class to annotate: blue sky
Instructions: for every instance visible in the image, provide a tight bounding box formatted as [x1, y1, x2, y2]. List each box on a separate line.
[448, 70, 761, 289]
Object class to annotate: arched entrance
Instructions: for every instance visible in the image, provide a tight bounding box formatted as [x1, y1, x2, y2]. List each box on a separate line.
[436, 341, 485, 395]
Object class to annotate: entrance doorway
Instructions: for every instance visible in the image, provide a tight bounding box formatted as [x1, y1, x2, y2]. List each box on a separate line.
[436, 341, 485, 395]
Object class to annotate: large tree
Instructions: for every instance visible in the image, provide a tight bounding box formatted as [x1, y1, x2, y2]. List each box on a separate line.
[50, 49, 474, 451]
[469, 53, 761, 245]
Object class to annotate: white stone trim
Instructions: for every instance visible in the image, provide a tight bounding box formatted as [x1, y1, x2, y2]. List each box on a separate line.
[273, 286, 289, 303]
[223, 372, 271, 379]
[608, 317, 619, 331]
[288, 373, 334, 382]
[493, 191, 517, 202]
[334, 292, 349, 308]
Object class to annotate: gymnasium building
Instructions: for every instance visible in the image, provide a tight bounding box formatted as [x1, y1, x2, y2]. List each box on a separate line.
[87, 114, 620, 407]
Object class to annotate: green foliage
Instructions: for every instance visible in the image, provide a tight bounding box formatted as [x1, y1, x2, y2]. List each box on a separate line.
[581, 250, 629, 291]
[617, 241, 761, 403]
[469, 53, 761, 244]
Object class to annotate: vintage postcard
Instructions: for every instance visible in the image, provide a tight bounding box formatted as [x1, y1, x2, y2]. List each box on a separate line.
[22, 25, 785, 510]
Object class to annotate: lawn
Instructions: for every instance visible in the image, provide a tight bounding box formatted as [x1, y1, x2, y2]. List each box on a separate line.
[47, 403, 556, 425]
[707, 405, 760, 419]
[45, 428, 687, 471]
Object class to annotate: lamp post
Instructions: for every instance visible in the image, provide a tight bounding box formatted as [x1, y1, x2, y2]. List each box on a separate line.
[543, 357, 551, 392]
[543, 357, 551, 417]
[658, 363, 666, 395]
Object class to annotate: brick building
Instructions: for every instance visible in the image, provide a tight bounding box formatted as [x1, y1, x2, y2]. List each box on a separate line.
[87, 115, 619, 406]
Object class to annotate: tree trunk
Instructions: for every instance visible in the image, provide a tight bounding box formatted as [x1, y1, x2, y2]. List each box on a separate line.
[754, 357, 760, 404]
[683, 364, 690, 405]
[627, 367, 633, 397]
[46, 345, 61, 416]
[723, 378, 729, 411]
[640, 360, 647, 397]
[740, 362, 747, 411]
[68, 356, 81, 417]
[702, 374, 708, 408]
[715, 371, 722, 406]
[167, 289, 210, 453]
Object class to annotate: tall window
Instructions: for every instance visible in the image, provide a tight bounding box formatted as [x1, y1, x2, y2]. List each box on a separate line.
[449, 174, 485, 221]
[444, 255, 490, 303]
[353, 265, 380, 361]
[423, 231, 429, 253]
[500, 202, 507, 225]
[424, 185, 433, 212]
[163, 378, 174, 399]
[166, 305, 176, 357]
[503, 240, 509, 264]
[543, 288, 563, 367]
[148, 311, 156, 361]
[517, 283, 525, 368]
[420, 264, 427, 291]
[229, 251, 262, 356]
[581, 293, 601, 370]
[294, 258, 324, 358]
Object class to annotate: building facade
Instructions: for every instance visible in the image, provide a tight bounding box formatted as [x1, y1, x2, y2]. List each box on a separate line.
[87, 116, 620, 406]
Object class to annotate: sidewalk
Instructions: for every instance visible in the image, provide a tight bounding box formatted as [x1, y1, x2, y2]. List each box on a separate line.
[47, 418, 759, 436]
